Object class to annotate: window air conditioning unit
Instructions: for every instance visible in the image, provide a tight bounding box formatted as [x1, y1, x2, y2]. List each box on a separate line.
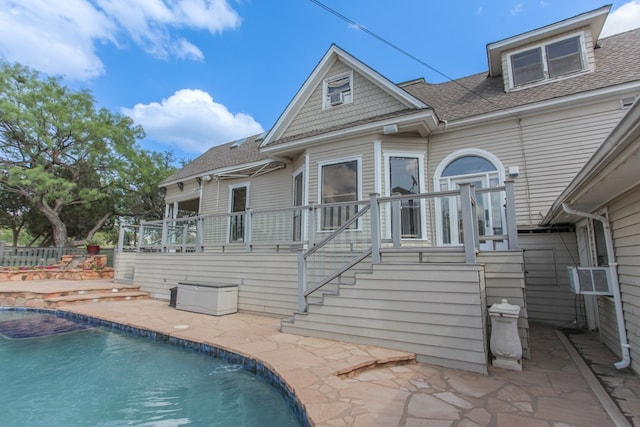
[329, 92, 344, 106]
[567, 266, 613, 295]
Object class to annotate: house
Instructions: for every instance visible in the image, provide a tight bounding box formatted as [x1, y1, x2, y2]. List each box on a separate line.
[115, 5, 640, 375]
[543, 99, 640, 373]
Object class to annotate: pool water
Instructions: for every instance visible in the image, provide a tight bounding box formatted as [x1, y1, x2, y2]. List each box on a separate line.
[0, 311, 302, 427]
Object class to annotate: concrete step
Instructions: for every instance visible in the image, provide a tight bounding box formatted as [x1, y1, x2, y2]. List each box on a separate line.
[44, 290, 150, 308]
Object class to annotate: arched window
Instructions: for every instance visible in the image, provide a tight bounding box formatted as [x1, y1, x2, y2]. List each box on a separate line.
[434, 150, 505, 249]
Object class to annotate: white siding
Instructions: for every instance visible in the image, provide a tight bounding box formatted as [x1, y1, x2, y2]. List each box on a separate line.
[200, 167, 292, 215]
[607, 185, 640, 374]
[307, 135, 377, 201]
[282, 60, 408, 141]
[165, 179, 200, 204]
[130, 251, 299, 317]
[429, 99, 629, 227]
[478, 251, 530, 358]
[283, 262, 489, 374]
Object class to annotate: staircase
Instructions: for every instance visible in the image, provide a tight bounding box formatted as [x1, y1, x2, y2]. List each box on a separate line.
[0, 284, 150, 309]
[282, 254, 491, 374]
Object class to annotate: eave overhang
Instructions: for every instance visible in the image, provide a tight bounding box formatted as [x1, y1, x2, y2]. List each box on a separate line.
[260, 109, 439, 155]
[160, 158, 285, 188]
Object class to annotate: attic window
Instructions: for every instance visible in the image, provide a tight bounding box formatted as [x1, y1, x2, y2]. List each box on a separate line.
[509, 34, 586, 88]
[323, 72, 352, 109]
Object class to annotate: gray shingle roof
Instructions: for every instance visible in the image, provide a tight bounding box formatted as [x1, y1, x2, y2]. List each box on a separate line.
[402, 28, 640, 122]
[163, 28, 640, 184]
[160, 134, 270, 185]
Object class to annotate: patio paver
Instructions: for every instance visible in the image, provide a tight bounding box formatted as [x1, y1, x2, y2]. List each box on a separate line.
[1, 279, 634, 426]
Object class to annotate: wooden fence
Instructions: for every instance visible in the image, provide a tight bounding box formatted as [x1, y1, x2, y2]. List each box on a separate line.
[0, 242, 85, 267]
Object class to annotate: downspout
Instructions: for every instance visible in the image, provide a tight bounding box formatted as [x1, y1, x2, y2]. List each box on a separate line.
[562, 203, 631, 369]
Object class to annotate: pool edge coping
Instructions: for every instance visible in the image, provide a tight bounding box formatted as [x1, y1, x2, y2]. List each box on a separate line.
[0, 307, 312, 427]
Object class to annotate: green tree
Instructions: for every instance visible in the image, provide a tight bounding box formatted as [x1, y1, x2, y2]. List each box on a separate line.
[0, 189, 31, 246]
[0, 61, 154, 247]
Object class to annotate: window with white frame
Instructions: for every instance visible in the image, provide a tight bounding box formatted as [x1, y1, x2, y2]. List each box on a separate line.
[323, 72, 353, 109]
[385, 154, 424, 239]
[434, 151, 506, 250]
[320, 158, 359, 230]
[510, 34, 585, 88]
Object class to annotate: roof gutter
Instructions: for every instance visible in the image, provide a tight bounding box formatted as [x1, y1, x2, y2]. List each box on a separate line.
[561, 203, 630, 369]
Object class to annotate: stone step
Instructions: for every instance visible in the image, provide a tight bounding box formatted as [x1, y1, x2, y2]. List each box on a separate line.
[44, 291, 150, 308]
[43, 285, 142, 299]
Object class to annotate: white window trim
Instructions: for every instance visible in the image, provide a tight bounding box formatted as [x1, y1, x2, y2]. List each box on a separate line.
[383, 151, 426, 240]
[317, 155, 362, 232]
[322, 71, 354, 109]
[506, 31, 588, 90]
[433, 149, 505, 246]
[292, 164, 306, 241]
[228, 181, 250, 211]
[227, 181, 250, 243]
[292, 165, 306, 204]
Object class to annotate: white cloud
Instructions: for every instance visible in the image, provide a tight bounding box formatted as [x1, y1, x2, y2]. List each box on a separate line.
[510, 2, 525, 16]
[122, 89, 264, 154]
[0, 0, 115, 79]
[601, 1, 640, 38]
[0, 0, 240, 80]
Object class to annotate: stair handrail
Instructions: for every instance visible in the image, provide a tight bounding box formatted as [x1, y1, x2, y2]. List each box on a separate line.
[298, 203, 372, 312]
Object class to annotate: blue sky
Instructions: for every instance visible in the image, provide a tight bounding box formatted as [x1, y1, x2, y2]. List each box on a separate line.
[1, 1, 639, 163]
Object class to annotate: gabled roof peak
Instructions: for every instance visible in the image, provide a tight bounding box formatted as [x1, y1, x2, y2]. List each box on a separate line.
[260, 44, 429, 147]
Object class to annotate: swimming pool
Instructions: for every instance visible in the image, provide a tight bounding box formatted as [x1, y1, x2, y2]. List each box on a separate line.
[0, 310, 306, 426]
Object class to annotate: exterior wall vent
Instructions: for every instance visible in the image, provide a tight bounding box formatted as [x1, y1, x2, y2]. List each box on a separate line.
[621, 96, 637, 109]
[567, 266, 613, 295]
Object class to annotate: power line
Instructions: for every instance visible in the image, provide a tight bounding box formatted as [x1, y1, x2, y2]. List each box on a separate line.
[307, 0, 510, 116]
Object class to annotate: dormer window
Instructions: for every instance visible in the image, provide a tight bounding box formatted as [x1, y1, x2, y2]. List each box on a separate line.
[509, 34, 586, 88]
[323, 72, 353, 109]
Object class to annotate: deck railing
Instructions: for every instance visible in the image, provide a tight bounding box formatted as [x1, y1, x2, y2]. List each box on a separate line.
[121, 181, 518, 255]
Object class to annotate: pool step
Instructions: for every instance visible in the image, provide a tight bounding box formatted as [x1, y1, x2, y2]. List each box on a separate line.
[44, 290, 150, 308]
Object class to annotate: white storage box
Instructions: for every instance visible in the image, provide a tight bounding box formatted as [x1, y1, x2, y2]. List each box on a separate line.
[176, 282, 238, 316]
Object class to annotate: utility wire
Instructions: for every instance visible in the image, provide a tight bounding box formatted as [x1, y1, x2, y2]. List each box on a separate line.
[308, 0, 512, 116]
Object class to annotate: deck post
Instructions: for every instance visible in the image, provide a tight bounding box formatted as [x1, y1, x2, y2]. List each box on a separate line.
[245, 209, 253, 251]
[297, 250, 307, 312]
[391, 199, 401, 247]
[138, 221, 145, 253]
[308, 204, 316, 248]
[470, 186, 480, 250]
[0, 240, 5, 265]
[504, 180, 519, 249]
[161, 218, 168, 252]
[196, 217, 204, 252]
[369, 193, 381, 264]
[459, 183, 477, 264]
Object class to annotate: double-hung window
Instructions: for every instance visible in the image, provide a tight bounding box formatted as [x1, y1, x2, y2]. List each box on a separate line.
[510, 34, 585, 88]
[320, 158, 359, 230]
